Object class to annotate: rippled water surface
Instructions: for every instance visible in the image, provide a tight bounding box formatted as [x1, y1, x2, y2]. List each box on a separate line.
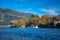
[0, 28, 60, 40]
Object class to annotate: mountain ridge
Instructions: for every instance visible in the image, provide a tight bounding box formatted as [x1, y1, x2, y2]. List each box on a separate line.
[0, 8, 33, 25]
[0, 8, 32, 18]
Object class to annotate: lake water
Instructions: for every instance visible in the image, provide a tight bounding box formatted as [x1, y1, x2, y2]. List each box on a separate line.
[0, 28, 60, 40]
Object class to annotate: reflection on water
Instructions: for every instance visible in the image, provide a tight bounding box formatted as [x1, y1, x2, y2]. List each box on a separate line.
[0, 28, 60, 40]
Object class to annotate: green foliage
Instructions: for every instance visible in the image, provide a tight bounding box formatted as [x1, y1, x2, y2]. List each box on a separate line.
[11, 14, 60, 28]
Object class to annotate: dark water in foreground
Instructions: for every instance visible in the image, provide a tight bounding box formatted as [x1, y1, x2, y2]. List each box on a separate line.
[0, 28, 60, 40]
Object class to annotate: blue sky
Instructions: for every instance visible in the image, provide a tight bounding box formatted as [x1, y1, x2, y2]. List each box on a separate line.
[0, 0, 60, 16]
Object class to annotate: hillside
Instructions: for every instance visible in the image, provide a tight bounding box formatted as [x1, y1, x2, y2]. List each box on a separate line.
[0, 8, 32, 18]
[0, 8, 32, 25]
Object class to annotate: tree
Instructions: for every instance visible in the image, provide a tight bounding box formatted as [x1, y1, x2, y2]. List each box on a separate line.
[18, 18, 29, 28]
[41, 15, 52, 24]
[31, 14, 35, 18]
[52, 16, 57, 21]
[29, 15, 40, 26]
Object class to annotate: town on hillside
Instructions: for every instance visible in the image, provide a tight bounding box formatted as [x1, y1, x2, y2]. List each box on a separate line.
[10, 14, 60, 28]
[0, 9, 60, 28]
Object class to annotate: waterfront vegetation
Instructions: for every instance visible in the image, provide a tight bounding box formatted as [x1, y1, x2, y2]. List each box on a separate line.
[0, 8, 60, 28]
[11, 14, 60, 28]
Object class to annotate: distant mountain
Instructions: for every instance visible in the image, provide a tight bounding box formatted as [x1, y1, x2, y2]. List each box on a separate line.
[0, 8, 32, 25]
[0, 8, 32, 18]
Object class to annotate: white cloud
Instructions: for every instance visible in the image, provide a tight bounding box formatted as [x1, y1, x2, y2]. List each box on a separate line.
[39, 8, 58, 15]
